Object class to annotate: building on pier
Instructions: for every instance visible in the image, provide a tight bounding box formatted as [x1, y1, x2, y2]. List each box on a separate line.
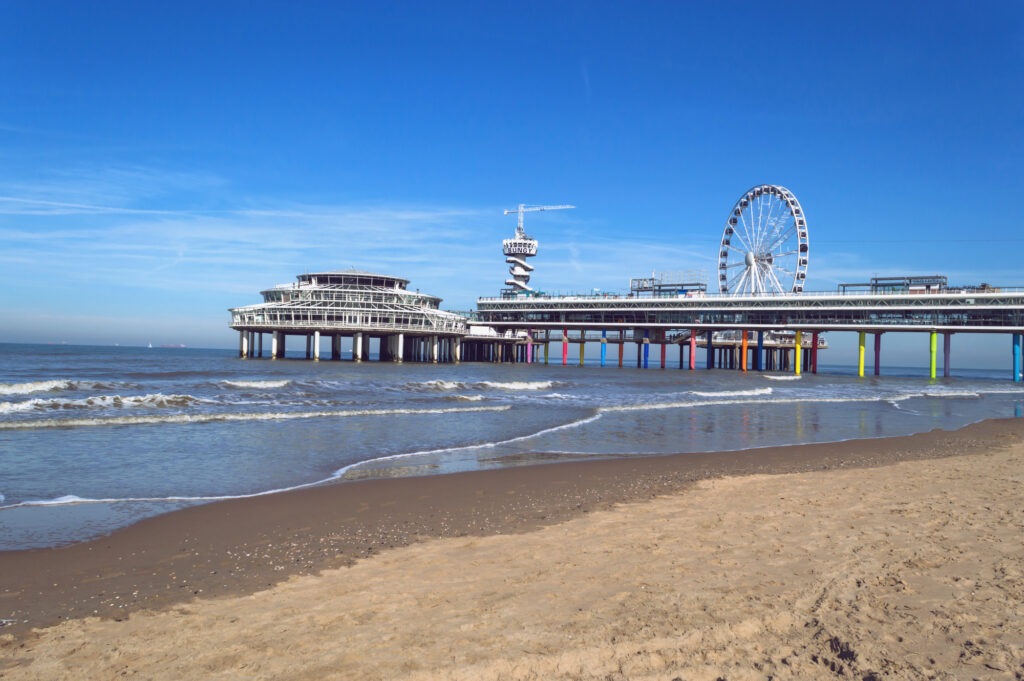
[229, 269, 466, 362]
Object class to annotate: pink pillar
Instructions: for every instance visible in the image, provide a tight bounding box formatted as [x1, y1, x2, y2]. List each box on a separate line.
[811, 332, 819, 374]
[874, 333, 882, 376]
[562, 328, 568, 366]
[689, 331, 696, 370]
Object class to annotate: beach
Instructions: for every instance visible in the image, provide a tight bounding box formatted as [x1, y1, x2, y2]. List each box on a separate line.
[2, 417, 1022, 679]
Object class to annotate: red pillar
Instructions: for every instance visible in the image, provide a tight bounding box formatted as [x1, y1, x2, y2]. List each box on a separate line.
[811, 332, 819, 374]
[562, 328, 568, 366]
[618, 334, 624, 367]
[660, 342, 666, 369]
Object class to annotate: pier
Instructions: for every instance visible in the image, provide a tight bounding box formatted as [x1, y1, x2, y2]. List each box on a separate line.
[229, 270, 466, 363]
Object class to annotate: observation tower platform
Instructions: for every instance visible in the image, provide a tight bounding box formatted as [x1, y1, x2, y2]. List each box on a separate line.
[229, 269, 466, 362]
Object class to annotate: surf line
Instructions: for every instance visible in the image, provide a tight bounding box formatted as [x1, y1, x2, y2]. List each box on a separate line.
[0, 404, 512, 430]
[0, 411, 604, 511]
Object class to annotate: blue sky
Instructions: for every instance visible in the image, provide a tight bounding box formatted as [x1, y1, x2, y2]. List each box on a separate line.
[1, 1, 1021, 366]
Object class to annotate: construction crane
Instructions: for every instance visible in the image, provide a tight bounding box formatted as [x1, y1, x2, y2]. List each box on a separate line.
[504, 204, 575, 238]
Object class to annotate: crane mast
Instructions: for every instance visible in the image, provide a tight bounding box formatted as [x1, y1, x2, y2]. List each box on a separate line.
[501, 203, 574, 296]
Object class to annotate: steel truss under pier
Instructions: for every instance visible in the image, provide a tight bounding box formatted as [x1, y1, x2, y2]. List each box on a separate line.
[473, 289, 1024, 379]
[229, 269, 465, 363]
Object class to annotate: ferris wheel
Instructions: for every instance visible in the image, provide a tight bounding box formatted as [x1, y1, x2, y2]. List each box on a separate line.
[718, 185, 808, 294]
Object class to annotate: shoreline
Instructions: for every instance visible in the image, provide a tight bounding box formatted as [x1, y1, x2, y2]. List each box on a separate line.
[2, 416, 1022, 641]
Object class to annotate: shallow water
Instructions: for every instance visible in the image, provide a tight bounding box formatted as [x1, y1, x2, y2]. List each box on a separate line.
[2, 342, 1023, 549]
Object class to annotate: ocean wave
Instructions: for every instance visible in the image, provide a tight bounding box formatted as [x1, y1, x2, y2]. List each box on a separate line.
[450, 394, 487, 402]
[413, 379, 558, 391]
[221, 379, 292, 389]
[0, 393, 209, 414]
[335, 412, 604, 478]
[0, 379, 76, 395]
[763, 375, 802, 381]
[0, 404, 511, 430]
[599, 393, 936, 413]
[690, 387, 773, 398]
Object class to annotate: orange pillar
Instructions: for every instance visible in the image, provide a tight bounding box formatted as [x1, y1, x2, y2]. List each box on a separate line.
[741, 330, 748, 372]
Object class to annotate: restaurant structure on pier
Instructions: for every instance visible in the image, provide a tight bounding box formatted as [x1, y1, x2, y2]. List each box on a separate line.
[229, 269, 466, 362]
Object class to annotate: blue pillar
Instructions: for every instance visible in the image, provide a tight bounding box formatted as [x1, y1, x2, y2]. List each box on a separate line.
[756, 331, 764, 371]
[600, 329, 607, 367]
[1015, 334, 1022, 382]
[706, 331, 714, 370]
[643, 329, 650, 369]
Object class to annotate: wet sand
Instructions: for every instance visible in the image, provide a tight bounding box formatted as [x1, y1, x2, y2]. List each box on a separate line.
[2, 418, 1023, 678]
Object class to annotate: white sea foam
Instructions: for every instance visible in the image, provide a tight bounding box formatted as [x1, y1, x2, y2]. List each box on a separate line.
[599, 393, 934, 413]
[414, 379, 557, 391]
[763, 374, 802, 381]
[0, 393, 208, 414]
[0, 379, 74, 395]
[335, 412, 604, 478]
[690, 387, 773, 398]
[451, 394, 487, 401]
[0, 404, 510, 430]
[221, 379, 292, 389]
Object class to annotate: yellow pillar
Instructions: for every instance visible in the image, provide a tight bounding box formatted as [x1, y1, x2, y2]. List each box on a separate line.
[858, 332, 866, 377]
[929, 331, 937, 379]
[794, 331, 802, 376]
[579, 336, 585, 366]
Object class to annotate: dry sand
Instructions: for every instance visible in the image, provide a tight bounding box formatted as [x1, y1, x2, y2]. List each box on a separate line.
[3, 435, 1023, 679]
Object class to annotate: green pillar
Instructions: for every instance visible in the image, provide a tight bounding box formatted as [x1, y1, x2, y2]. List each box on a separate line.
[929, 331, 938, 379]
[858, 332, 866, 377]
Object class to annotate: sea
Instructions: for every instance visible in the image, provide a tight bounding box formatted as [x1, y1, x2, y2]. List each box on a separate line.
[2, 342, 1023, 550]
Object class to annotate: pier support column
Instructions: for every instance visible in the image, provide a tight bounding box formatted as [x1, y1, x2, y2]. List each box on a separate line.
[600, 330, 607, 367]
[544, 342, 549, 365]
[579, 336, 585, 366]
[453, 337, 460, 363]
[756, 331, 764, 371]
[258, 333, 263, 358]
[305, 334, 312, 360]
[250, 331, 257, 358]
[929, 331, 938, 379]
[741, 331, 748, 372]
[873, 333, 882, 376]
[857, 332, 866, 377]
[690, 331, 696, 370]
[396, 333, 404, 363]
[794, 331, 802, 376]
[660, 340, 666, 369]
[643, 330, 650, 369]
[679, 340, 685, 369]
[706, 331, 714, 369]
[562, 328, 568, 366]
[353, 332, 363, 362]
[431, 336, 439, 363]
[526, 331, 533, 364]
[271, 331, 280, 359]
[811, 332, 819, 374]
[313, 331, 320, 360]
[240, 331, 249, 359]
[618, 333, 624, 367]
[943, 333, 950, 377]
[1016, 334, 1023, 382]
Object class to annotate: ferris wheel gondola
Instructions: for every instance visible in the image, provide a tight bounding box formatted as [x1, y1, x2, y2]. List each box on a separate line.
[718, 185, 808, 295]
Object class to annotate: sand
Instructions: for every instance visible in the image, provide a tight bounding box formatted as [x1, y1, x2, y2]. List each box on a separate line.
[2, 425, 1023, 679]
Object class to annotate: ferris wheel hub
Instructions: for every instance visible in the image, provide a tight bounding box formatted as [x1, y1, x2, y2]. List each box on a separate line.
[745, 251, 755, 267]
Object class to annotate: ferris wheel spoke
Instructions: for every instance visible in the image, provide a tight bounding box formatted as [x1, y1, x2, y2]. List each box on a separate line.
[772, 249, 799, 258]
[735, 212, 756, 252]
[728, 267, 748, 291]
[723, 262, 746, 268]
[764, 224, 798, 253]
[765, 267, 786, 293]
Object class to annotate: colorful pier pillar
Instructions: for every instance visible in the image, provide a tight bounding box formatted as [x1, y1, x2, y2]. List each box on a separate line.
[562, 328, 568, 366]
[660, 340, 666, 369]
[601, 329, 607, 367]
[618, 332, 624, 367]
[1013, 334, 1021, 382]
[857, 331, 866, 377]
[929, 331, 938, 379]
[811, 332, 819, 374]
[874, 333, 882, 376]
[741, 331, 748, 372]
[943, 333, 951, 378]
[579, 333, 585, 366]
[794, 331, 802, 376]
[706, 331, 714, 369]
[756, 331, 763, 371]
[689, 331, 696, 370]
[643, 330, 650, 369]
